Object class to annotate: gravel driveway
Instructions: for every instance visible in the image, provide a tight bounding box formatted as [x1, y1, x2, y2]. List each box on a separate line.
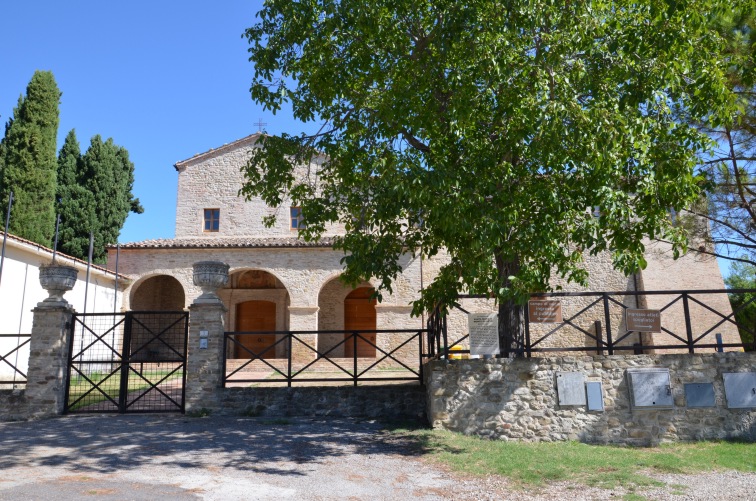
[0, 415, 752, 500]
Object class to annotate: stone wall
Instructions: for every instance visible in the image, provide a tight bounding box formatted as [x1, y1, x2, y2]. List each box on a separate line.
[218, 385, 426, 421]
[0, 389, 27, 421]
[426, 353, 756, 445]
[174, 135, 343, 238]
[639, 240, 742, 351]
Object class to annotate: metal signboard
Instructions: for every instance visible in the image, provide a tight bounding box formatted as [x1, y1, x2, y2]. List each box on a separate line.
[625, 309, 662, 333]
[626, 368, 673, 409]
[586, 382, 605, 411]
[468, 313, 500, 356]
[528, 300, 563, 323]
[723, 373, 756, 409]
[684, 383, 716, 408]
[556, 372, 586, 406]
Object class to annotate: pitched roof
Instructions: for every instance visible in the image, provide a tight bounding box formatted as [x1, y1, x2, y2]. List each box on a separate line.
[1, 231, 127, 279]
[174, 133, 263, 171]
[114, 236, 336, 250]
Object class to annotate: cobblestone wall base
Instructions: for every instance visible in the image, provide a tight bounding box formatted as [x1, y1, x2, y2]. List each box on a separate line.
[219, 385, 426, 421]
[0, 389, 28, 421]
[426, 353, 756, 445]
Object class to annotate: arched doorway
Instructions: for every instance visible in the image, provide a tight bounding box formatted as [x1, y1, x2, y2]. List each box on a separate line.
[130, 275, 185, 311]
[127, 275, 187, 364]
[222, 269, 289, 359]
[344, 287, 376, 357]
[235, 300, 277, 358]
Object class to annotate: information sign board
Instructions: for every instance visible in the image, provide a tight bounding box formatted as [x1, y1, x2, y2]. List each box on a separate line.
[528, 300, 563, 323]
[625, 309, 661, 333]
[468, 313, 499, 356]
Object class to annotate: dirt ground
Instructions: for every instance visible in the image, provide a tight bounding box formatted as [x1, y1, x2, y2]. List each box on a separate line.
[0, 415, 752, 500]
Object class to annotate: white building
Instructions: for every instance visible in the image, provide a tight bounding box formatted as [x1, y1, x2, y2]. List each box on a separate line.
[0, 231, 124, 384]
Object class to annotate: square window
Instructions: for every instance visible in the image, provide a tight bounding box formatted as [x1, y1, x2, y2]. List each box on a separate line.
[204, 208, 220, 232]
[290, 207, 305, 230]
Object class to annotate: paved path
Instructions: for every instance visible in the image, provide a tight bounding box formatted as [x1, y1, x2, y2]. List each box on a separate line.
[0, 415, 753, 500]
[0, 415, 458, 500]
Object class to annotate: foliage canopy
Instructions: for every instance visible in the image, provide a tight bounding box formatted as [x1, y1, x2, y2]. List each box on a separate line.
[683, 8, 756, 266]
[724, 262, 756, 351]
[56, 133, 143, 263]
[242, 1, 738, 321]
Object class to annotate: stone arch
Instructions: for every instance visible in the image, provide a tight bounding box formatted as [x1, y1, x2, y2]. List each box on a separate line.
[317, 276, 374, 357]
[130, 274, 186, 311]
[221, 268, 291, 359]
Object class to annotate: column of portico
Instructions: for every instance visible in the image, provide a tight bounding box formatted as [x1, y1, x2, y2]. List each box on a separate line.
[288, 306, 319, 365]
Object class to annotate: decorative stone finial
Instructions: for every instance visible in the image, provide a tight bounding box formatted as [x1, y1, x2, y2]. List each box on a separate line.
[38, 264, 78, 306]
[192, 261, 229, 304]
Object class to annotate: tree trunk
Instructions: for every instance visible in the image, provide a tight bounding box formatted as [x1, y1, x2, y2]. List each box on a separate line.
[495, 253, 525, 358]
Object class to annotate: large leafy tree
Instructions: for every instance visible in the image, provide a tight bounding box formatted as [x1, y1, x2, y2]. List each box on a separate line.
[60, 135, 143, 263]
[0, 71, 61, 245]
[242, 0, 737, 354]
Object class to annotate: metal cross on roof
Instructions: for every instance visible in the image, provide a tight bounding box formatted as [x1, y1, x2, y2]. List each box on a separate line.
[254, 118, 268, 132]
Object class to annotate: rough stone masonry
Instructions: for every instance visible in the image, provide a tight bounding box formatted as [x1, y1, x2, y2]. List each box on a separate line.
[426, 352, 756, 445]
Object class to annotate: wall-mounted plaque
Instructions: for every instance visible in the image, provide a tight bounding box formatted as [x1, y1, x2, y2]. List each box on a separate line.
[627, 368, 673, 409]
[468, 313, 499, 356]
[723, 373, 756, 409]
[528, 300, 563, 323]
[586, 382, 605, 411]
[684, 383, 716, 408]
[556, 372, 586, 406]
[625, 309, 661, 333]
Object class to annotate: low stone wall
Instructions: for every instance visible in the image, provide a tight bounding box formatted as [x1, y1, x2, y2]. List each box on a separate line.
[219, 384, 426, 421]
[0, 389, 28, 421]
[426, 353, 756, 445]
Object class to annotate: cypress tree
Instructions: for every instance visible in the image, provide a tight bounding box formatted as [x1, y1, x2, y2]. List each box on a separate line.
[56, 129, 96, 259]
[0, 71, 61, 245]
[78, 135, 143, 263]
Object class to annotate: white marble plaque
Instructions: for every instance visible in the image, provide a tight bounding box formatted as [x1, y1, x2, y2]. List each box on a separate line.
[469, 313, 499, 356]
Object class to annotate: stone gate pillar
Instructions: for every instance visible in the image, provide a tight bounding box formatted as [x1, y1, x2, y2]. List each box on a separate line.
[25, 264, 78, 418]
[185, 261, 229, 413]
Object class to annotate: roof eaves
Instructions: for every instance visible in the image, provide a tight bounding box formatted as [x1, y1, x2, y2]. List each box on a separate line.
[173, 133, 264, 171]
[1, 231, 127, 280]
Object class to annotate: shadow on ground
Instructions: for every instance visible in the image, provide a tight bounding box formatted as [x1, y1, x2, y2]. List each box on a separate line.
[0, 415, 431, 477]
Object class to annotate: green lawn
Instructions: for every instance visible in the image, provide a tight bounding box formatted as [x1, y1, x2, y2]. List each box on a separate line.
[67, 368, 182, 410]
[391, 426, 755, 495]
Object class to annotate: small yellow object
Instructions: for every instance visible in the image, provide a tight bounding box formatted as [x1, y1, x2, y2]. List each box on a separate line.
[449, 345, 464, 360]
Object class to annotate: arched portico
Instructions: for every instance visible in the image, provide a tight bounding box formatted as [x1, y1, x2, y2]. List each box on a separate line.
[317, 276, 375, 357]
[130, 275, 186, 311]
[220, 269, 290, 359]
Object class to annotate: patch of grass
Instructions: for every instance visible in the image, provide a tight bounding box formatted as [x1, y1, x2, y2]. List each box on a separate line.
[392, 428, 755, 492]
[67, 368, 181, 411]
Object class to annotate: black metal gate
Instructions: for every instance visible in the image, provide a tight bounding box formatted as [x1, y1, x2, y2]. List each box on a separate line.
[65, 311, 189, 414]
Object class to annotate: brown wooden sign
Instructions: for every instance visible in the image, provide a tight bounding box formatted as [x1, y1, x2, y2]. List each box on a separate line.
[625, 309, 662, 333]
[528, 300, 563, 323]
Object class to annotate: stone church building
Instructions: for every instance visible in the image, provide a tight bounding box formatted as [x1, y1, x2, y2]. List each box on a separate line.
[107, 133, 742, 360]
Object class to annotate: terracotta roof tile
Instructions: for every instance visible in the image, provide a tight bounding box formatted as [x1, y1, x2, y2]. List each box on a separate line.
[115, 236, 336, 249]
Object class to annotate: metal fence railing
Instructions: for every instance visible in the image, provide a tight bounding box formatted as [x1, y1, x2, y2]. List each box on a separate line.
[223, 329, 425, 387]
[0, 333, 31, 386]
[427, 290, 756, 358]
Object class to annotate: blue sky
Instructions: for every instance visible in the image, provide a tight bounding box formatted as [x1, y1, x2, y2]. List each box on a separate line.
[0, 2, 735, 278]
[0, 1, 314, 244]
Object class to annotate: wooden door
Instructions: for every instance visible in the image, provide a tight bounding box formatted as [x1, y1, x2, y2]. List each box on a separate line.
[235, 300, 277, 359]
[344, 288, 376, 358]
